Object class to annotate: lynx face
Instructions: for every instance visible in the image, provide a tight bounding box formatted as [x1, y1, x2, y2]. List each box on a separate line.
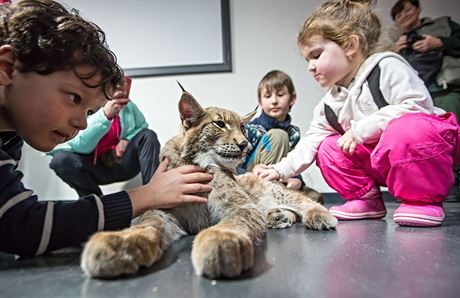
[178, 92, 255, 172]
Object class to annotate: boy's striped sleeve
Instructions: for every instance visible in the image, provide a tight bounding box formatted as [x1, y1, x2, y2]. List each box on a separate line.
[0, 133, 133, 256]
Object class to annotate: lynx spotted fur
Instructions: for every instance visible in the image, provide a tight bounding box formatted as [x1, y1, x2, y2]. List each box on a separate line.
[81, 90, 338, 279]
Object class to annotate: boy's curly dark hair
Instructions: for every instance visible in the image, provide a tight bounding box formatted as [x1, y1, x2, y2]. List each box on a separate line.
[0, 0, 124, 98]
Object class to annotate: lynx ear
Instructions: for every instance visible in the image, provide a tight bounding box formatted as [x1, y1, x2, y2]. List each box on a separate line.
[179, 92, 206, 129]
[241, 106, 258, 124]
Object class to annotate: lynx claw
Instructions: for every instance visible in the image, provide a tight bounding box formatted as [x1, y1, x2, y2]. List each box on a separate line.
[303, 207, 338, 230]
[81, 227, 162, 278]
[266, 208, 296, 229]
[191, 229, 253, 279]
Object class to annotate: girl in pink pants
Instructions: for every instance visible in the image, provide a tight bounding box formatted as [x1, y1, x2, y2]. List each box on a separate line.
[254, 1, 459, 227]
[316, 112, 458, 226]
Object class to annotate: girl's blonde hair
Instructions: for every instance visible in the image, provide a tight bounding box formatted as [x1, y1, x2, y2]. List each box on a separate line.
[297, 0, 381, 56]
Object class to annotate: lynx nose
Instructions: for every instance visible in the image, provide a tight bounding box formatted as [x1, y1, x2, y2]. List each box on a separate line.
[237, 140, 248, 153]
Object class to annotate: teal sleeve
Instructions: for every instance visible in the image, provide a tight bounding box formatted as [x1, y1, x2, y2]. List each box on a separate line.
[121, 102, 148, 142]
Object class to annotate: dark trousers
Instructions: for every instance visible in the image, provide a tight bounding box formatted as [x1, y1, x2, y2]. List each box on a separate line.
[49, 129, 160, 197]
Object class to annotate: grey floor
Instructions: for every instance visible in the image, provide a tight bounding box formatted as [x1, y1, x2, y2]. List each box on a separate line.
[1, 195, 459, 298]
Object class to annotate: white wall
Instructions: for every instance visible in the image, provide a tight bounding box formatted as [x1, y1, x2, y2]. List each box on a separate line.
[19, 0, 460, 200]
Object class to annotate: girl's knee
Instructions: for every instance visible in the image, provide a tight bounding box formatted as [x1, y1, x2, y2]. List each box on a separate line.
[317, 135, 340, 159]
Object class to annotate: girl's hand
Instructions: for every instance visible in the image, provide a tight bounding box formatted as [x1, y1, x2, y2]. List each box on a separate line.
[253, 164, 280, 181]
[337, 129, 359, 155]
[115, 139, 129, 158]
[285, 178, 302, 190]
[128, 159, 213, 217]
[103, 97, 129, 120]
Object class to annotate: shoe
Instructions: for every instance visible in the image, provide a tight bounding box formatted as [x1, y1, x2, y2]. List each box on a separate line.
[329, 198, 387, 220]
[393, 202, 444, 227]
[330, 187, 386, 220]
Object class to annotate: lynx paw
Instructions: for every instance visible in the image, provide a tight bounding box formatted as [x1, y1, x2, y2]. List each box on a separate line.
[266, 208, 297, 229]
[191, 229, 253, 278]
[81, 226, 163, 278]
[303, 206, 338, 230]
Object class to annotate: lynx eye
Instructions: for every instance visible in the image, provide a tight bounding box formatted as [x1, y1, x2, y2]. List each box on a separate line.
[240, 124, 245, 133]
[212, 120, 226, 128]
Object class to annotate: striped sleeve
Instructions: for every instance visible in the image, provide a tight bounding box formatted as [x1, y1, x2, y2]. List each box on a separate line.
[0, 133, 132, 256]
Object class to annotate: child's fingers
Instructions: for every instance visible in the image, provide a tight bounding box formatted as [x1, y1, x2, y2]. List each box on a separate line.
[156, 158, 169, 174]
[182, 182, 212, 194]
[179, 195, 208, 204]
[176, 164, 208, 174]
[182, 172, 213, 184]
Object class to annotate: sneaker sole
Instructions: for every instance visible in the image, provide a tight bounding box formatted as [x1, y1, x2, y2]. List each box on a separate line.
[330, 209, 387, 220]
[393, 213, 444, 227]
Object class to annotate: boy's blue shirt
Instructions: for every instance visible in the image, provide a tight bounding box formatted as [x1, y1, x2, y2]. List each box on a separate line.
[245, 111, 301, 156]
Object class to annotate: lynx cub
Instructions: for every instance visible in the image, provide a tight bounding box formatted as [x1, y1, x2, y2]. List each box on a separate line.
[81, 90, 338, 279]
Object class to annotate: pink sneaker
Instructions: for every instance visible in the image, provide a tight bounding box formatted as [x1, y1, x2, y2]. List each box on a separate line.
[393, 202, 444, 227]
[330, 187, 386, 220]
[329, 198, 387, 220]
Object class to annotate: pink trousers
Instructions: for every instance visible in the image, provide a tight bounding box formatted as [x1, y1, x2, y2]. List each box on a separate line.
[316, 113, 460, 203]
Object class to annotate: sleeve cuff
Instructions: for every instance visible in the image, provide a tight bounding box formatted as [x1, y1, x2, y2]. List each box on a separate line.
[100, 191, 132, 231]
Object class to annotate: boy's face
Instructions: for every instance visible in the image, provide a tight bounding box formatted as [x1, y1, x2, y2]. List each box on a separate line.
[395, 1, 421, 32]
[301, 34, 355, 88]
[4, 64, 107, 152]
[259, 85, 295, 122]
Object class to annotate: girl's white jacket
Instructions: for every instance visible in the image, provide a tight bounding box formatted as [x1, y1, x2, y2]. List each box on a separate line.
[273, 51, 445, 179]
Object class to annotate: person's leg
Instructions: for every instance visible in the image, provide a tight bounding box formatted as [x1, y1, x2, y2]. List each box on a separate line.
[372, 112, 458, 227]
[316, 135, 386, 220]
[121, 129, 161, 184]
[79, 129, 160, 192]
[246, 129, 289, 172]
[49, 151, 103, 197]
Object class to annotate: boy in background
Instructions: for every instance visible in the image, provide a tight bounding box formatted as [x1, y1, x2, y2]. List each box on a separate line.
[242, 70, 321, 202]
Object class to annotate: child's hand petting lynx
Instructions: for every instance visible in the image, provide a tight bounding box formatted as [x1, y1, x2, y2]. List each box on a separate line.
[129, 158, 212, 216]
[253, 164, 281, 181]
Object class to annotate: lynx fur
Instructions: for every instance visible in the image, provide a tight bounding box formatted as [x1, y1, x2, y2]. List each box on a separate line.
[81, 90, 338, 279]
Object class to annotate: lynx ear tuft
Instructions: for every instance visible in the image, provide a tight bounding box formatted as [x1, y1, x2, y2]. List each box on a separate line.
[179, 91, 206, 129]
[241, 106, 257, 124]
[176, 80, 186, 92]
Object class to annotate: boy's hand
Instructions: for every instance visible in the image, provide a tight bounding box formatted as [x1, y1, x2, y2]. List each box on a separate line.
[337, 129, 359, 155]
[253, 164, 281, 181]
[129, 159, 213, 217]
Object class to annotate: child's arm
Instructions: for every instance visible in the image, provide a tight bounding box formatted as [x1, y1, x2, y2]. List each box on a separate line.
[0, 138, 132, 256]
[120, 101, 148, 142]
[257, 104, 333, 180]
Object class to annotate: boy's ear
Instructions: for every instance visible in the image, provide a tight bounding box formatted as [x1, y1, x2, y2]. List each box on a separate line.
[0, 45, 16, 85]
[290, 94, 297, 108]
[345, 35, 360, 58]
